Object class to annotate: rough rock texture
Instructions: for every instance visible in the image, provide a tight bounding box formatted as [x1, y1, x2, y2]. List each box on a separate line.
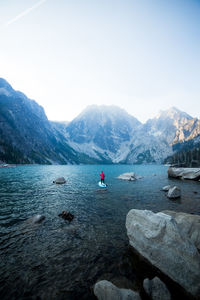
[53, 177, 66, 184]
[168, 167, 200, 180]
[167, 186, 181, 199]
[126, 209, 200, 298]
[143, 277, 171, 300]
[94, 280, 141, 300]
[161, 185, 171, 191]
[163, 210, 200, 251]
[118, 172, 141, 181]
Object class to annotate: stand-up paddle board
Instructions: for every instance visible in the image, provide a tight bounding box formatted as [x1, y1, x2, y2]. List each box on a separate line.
[98, 181, 107, 188]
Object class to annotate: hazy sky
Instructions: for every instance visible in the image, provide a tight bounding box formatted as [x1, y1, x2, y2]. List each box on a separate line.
[0, 0, 200, 123]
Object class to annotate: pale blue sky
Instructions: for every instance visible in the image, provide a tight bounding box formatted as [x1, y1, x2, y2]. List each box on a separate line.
[0, 0, 200, 122]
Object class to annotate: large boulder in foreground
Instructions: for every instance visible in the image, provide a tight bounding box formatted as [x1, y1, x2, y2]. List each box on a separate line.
[167, 186, 181, 199]
[168, 167, 200, 180]
[118, 172, 142, 181]
[143, 277, 171, 300]
[94, 280, 141, 300]
[126, 209, 200, 298]
[163, 210, 200, 251]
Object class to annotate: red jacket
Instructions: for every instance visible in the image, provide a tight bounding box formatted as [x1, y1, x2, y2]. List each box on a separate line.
[100, 172, 105, 179]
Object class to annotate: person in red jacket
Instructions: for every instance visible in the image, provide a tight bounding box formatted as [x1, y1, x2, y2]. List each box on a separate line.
[100, 171, 105, 184]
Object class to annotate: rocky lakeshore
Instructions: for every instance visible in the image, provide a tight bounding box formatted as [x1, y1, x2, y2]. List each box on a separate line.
[94, 209, 200, 300]
[168, 167, 200, 181]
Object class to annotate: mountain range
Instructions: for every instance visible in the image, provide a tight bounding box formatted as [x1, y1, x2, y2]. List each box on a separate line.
[0, 78, 199, 165]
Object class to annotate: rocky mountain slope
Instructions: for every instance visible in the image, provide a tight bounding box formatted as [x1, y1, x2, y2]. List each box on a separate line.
[0, 78, 94, 164]
[1, 78, 199, 165]
[65, 105, 141, 162]
[65, 106, 198, 164]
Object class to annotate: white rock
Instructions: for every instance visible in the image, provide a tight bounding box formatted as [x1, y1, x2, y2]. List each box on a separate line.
[143, 277, 171, 300]
[163, 210, 200, 251]
[94, 280, 141, 300]
[168, 167, 200, 180]
[118, 172, 141, 181]
[53, 177, 66, 184]
[167, 186, 181, 199]
[161, 185, 171, 191]
[27, 215, 45, 224]
[126, 209, 200, 298]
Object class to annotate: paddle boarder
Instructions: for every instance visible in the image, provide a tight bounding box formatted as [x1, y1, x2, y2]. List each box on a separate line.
[100, 171, 105, 184]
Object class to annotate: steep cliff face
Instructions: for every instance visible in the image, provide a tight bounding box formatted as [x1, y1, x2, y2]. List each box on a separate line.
[0, 78, 85, 164]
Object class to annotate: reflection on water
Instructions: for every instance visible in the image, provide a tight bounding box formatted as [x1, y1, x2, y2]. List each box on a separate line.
[0, 165, 200, 299]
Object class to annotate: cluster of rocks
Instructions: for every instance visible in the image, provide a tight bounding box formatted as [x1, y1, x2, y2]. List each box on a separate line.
[161, 185, 181, 199]
[117, 172, 143, 181]
[94, 209, 200, 299]
[168, 167, 200, 181]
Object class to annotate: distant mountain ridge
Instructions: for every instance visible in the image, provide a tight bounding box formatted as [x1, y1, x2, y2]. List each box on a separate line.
[0, 78, 199, 165]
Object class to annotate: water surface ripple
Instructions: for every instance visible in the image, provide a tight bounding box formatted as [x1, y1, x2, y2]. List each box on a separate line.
[0, 165, 200, 299]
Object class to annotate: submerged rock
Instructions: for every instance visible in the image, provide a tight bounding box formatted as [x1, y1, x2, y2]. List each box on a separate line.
[58, 210, 74, 221]
[118, 172, 142, 181]
[53, 177, 66, 184]
[27, 215, 45, 224]
[126, 209, 200, 298]
[167, 186, 181, 199]
[168, 167, 200, 181]
[163, 210, 200, 251]
[143, 277, 171, 300]
[94, 280, 141, 300]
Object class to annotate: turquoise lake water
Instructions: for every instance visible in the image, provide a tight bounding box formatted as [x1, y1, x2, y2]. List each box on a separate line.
[0, 165, 200, 299]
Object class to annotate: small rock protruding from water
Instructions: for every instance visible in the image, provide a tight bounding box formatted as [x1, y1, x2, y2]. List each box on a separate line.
[143, 277, 171, 300]
[28, 215, 45, 224]
[94, 280, 141, 300]
[118, 172, 142, 181]
[53, 177, 66, 184]
[58, 210, 74, 221]
[167, 186, 181, 199]
[161, 185, 171, 192]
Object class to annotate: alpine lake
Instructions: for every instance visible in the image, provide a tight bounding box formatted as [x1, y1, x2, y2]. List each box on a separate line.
[0, 164, 200, 299]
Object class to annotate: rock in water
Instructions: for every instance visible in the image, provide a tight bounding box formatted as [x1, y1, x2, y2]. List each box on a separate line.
[163, 210, 200, 251]
[126, 209, 200, 298]
[143, 277, 171, 300]
[28, 215, 45, 224]
[53, 177, 66, 184]
[161, 185, 171, 191]
[94, 280, 141, 300]
[168, 167, 200, 180]
[167, 186, 181, 199]
[118, 172, 141, 181]
[58, 211, 74, 221]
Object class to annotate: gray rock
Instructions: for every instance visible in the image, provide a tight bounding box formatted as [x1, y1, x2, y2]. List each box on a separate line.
[143, 277, 171, 300]
[53, 177, 66, 184]
[118, 172, 141, 181]
[163, 210, 200, 251]
[168, 167, 200, 180]
[126, 209, 200, 298]
[161, 185, 171, 191]
[167, 186, 181, 199]
[27, 215, 45, 224]
[94, 280, 141, 300]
